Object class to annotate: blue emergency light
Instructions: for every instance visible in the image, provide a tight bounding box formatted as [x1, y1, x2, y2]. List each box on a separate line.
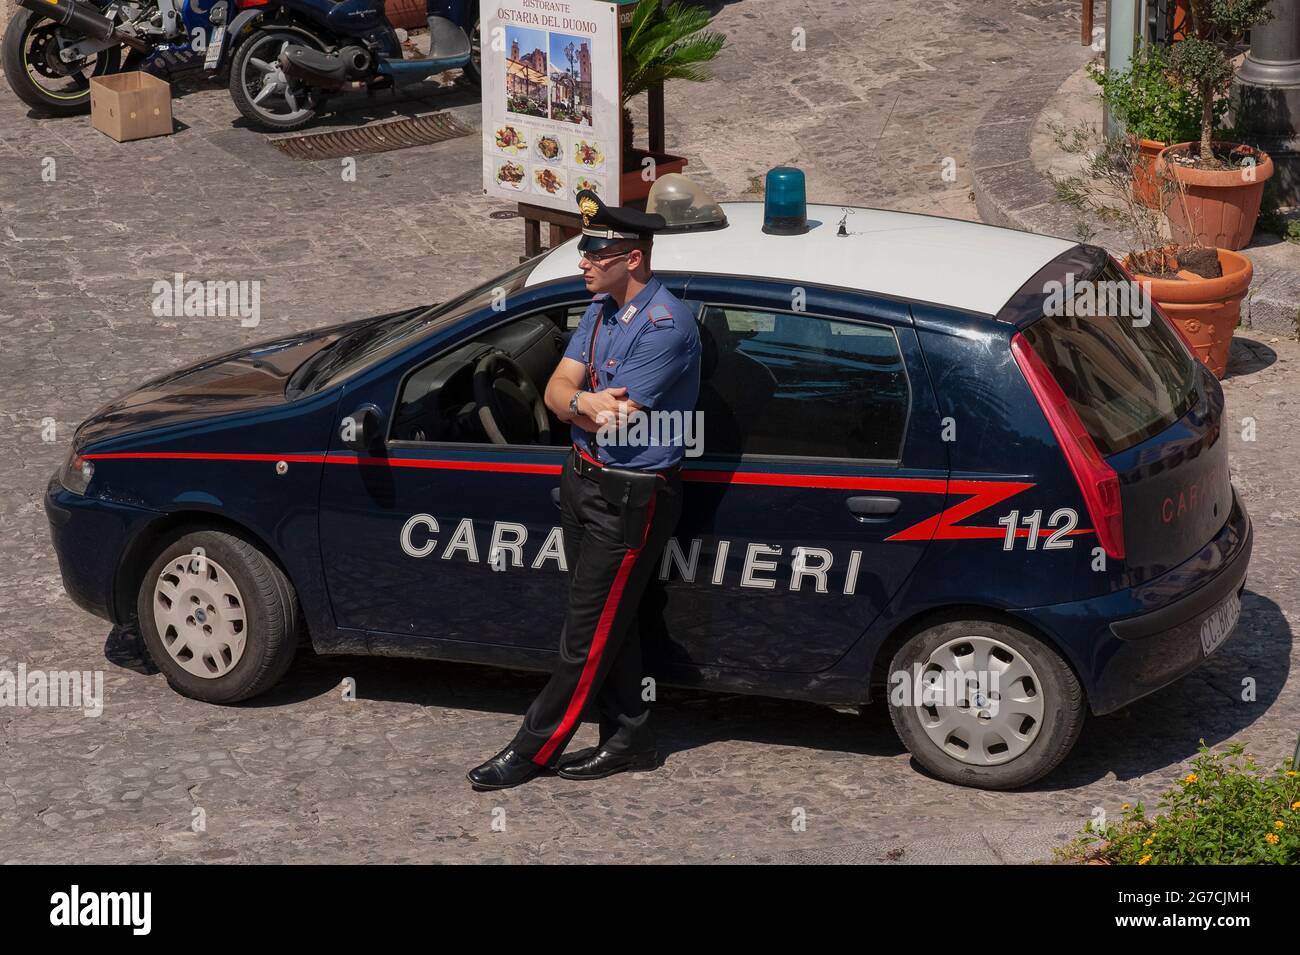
[761, 166, 809, 235]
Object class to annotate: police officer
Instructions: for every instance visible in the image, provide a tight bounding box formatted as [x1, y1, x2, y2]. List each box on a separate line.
[467, 190, 701, 790]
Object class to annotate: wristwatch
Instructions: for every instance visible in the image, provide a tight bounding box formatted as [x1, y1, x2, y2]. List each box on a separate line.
[569, 390, 585, 417]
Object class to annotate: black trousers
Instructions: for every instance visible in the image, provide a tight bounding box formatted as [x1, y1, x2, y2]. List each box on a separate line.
[510, 449, 682, 766]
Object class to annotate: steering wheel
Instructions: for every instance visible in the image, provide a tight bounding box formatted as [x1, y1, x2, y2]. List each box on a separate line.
[472, 351, 551, 445]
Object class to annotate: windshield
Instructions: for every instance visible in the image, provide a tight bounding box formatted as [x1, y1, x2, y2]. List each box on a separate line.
[305, 257, 539, 393]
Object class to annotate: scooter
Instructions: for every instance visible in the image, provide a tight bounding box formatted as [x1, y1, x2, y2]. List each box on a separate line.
[206, 0, 478, 132]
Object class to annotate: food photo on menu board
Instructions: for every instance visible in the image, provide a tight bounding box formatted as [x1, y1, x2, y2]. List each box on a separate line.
[534, 131, 565, 164]
[482, 1, 620, 210]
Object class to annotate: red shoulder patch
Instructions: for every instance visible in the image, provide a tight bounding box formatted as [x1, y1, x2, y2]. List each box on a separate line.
[647, 304, 673, 323]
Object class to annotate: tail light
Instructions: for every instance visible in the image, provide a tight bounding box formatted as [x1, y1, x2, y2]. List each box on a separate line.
[235, 0, 270, 7]
[1011, 332, 1125, 560]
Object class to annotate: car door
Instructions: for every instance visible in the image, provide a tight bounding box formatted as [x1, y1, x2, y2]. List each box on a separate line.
[316, 281, 579, 652]
[650, 277, 949, 674]
[315, 275, 697, 653]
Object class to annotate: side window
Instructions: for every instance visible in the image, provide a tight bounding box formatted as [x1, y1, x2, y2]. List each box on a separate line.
[390, 303, 587, 446]
[696, 305, 909, 461]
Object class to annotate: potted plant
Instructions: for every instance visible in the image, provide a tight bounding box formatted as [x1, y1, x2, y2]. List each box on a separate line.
[1158, 0, 1274, 250]
[1051, 127, 1252, 378]
[1087, 42, 1222, 208]
[619, 0, 725, 201]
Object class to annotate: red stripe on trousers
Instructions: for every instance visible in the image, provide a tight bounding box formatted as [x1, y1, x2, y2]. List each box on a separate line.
[532, 493, 658, 766]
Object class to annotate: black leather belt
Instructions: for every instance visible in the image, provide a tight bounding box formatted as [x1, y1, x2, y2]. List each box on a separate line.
[571, 445, 680, 482]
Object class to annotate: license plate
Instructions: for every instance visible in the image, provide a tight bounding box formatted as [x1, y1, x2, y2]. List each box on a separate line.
[1199, 590, 1241, 657]
[203, 26, 226, 70]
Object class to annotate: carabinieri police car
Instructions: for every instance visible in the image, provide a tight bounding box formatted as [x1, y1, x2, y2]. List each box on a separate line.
[45, 168, 1251, 790]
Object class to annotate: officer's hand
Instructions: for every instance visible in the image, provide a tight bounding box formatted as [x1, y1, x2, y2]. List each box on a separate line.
[583, 387, 642, 425]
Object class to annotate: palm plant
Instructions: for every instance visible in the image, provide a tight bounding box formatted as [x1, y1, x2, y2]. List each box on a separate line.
[620, 0, 726, 161]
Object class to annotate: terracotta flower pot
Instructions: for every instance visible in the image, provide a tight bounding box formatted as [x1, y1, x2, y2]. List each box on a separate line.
[1157, 142, 1273, 251]
[1125, 247, 1253, 379]
[1132, 138, 1166, 209]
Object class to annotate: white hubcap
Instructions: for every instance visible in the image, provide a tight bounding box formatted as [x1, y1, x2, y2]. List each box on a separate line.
[153, 553, 247, 679]
[911, 635, 1045, 766]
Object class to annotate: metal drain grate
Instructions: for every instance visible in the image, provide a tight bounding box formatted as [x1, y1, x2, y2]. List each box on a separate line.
[271, 112, 473, 160]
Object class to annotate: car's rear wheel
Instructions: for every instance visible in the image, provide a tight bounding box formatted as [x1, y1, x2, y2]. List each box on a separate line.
[886, 620, 1085, 789]
[136, 530, 300, 703]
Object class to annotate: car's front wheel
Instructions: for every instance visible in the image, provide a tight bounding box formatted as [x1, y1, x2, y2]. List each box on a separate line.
[136, 530, 300, 703]
[886, 620, 1085, 789]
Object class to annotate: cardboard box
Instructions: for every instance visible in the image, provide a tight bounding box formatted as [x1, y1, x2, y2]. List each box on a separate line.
[90, 72, 173, 143]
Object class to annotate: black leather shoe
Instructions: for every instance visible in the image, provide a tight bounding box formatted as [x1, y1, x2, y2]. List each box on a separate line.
[557, 747, 659, 780]
[466, 748, 545, 790]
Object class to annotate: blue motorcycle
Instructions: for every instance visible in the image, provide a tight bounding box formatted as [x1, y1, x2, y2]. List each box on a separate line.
[205, 0, 478, 131]
[0, 0, 224, 115]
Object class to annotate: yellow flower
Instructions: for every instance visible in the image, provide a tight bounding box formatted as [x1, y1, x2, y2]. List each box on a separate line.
[1291, 800, 1300, 810]
[1122, 803, 1131, 811]
[1139, 854, 1152, 864]
[1184, 773, 1198, 784]
[1287, 771, 1298, 777]
[1265, 833, 1280, 845]
[1274, 820, 1285, 830]
[1143, 837, 1154, 847]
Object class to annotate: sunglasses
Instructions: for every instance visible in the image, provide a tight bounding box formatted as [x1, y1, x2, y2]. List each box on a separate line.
[580, 247, 634, 265]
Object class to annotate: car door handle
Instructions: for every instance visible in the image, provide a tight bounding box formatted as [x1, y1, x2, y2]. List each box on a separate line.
[551, 487, 561, 509]
[847, 495, 900, 521]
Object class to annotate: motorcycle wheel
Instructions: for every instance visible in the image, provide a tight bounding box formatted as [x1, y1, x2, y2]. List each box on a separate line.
[0, 8, 124, 116]
[229, 29, 323, 132]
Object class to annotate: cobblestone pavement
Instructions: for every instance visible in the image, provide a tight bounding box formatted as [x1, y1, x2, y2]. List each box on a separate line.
[2, 0, 1297, 864]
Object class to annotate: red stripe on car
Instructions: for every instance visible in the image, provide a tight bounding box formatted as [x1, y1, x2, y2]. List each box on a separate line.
[80, 451, 1091, 541]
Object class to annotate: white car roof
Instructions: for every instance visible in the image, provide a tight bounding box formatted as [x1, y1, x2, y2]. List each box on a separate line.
[524, 201, 1076, 316]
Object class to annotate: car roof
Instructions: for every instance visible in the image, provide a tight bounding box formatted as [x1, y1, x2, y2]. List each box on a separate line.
[524, 201, 1077, 316]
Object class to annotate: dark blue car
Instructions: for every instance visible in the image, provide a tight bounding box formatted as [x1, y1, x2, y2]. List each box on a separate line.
[45, 192, 1251, 790]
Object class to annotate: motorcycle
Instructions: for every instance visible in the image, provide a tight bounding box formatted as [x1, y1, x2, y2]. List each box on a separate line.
[205, 0, 479, 132]
[0, 0, 226, 115]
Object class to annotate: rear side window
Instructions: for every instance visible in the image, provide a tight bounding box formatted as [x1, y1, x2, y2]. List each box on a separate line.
[697, 305, 908, 460]
[1019, 261, 1196, 456]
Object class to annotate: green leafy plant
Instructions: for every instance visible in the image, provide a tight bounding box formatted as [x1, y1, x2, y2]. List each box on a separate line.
[1048, 120, 1193, 273]
[1166, 0, 1272, 161]
[1087, 43, 1223, 145]
[1058, 742, 1300, 864]
[620, 0, 725, 159]
[621, 0, 726, 103]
